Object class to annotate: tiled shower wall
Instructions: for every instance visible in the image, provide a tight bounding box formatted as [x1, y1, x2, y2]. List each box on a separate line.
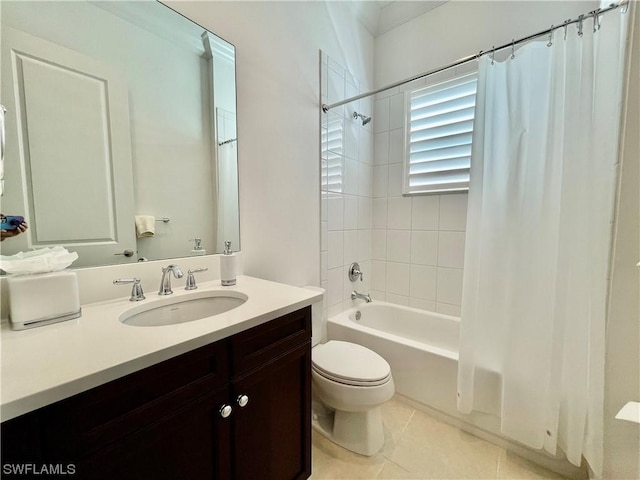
[320, 53, 374, 323]
[371, 83, 468, 316]
[321, 54, 469, 324]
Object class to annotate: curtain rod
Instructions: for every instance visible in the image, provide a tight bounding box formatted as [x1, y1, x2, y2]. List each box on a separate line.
[321, 0, 628, 113]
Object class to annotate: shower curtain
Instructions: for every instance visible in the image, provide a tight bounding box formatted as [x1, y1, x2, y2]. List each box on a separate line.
[457, 6, 629, 475]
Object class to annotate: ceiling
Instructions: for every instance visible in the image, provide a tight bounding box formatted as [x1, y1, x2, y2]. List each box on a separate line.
[347, 1, 448, 37]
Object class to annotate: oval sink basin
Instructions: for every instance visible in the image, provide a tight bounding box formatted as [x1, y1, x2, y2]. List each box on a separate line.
[120, 291, 248, 327]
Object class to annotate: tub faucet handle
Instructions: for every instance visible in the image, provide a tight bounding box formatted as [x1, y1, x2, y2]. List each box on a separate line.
[348, 262, 363, 282]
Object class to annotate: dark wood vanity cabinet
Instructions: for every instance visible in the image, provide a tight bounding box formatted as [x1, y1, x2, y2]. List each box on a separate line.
[1, 307, 312, 480]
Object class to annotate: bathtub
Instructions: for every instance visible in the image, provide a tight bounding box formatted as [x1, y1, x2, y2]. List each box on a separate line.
[327, 301, 460, 417]
[327, 301, 586, 478]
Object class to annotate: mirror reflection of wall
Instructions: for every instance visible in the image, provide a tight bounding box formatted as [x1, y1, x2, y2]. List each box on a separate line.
[0, 1, 239, 268]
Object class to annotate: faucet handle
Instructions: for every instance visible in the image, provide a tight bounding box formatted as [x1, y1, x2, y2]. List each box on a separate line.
[348, 262, 363, 282]
[185, 267, 208, 290]
[114, 278, 145, 302]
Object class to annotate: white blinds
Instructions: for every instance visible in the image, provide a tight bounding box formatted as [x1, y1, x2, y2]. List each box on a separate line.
[321, 116, 343, 193]
[405, 73, 477, 194]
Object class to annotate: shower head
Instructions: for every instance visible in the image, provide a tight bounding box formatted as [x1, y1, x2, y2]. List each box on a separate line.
[353, 111, 372, 126]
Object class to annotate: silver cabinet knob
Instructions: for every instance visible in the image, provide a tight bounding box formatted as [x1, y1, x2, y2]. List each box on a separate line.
[219, 404, 233, 418]
[237, 394, 249, 408]
[114, 249, 135, 257]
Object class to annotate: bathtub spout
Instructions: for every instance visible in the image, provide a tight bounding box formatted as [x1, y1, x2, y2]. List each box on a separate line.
[351, 291, 372, 303]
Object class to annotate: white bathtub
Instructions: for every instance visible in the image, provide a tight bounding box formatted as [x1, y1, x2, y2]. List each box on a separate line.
[327, 301, 460, 417]
[327, 301, 586, 478]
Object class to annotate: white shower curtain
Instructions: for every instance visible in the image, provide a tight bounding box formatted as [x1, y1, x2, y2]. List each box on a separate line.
[457, 6, 629, 475]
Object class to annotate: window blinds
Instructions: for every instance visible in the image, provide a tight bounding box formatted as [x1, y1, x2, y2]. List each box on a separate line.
[321, 116, 344, 193]
[405, 73, 477, 194]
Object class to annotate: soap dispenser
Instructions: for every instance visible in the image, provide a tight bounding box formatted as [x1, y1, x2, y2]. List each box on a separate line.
[220, 241, 236, 286]
[190, 238, 206, 256]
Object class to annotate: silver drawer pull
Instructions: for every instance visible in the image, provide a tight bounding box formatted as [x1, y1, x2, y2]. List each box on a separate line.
[219, 404, 233, 418]
[237, 394, 249, 408]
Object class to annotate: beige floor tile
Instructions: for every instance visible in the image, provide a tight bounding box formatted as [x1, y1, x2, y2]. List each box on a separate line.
[376, 459, 430, 479]
[311, 430, 386, 479]
[380, 397, 416, 457]
[496, 450, 570, 480]
[387, 408, 500, 479]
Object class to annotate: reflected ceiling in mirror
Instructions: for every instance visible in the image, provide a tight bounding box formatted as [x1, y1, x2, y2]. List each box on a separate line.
[0, 1, 239, 268]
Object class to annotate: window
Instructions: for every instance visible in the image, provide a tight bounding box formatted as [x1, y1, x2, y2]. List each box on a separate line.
[404, 73, 477, 194]
[321, 116, 344, 193]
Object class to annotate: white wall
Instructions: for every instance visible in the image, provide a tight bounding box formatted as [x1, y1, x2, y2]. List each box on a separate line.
[166, 1, 375, 288]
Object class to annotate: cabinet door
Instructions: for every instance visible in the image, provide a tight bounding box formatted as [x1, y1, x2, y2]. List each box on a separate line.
[79, 386, 232, 480]
[231, 342, 311, 480]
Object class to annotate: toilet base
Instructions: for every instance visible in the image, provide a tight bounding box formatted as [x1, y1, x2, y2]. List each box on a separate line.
[312, 403, 385, 456]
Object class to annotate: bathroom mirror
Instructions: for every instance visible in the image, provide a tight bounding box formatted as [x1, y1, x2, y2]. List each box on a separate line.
[0, 0, 239, 268]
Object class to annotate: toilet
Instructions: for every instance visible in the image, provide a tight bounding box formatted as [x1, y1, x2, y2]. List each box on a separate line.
[307, 287, 395, 456]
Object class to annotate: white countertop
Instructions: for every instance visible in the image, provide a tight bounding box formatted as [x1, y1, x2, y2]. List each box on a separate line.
[1, 275, 322, 422]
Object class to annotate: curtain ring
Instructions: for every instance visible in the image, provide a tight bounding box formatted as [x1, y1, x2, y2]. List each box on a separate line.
[491, 46, 495, 65]
[591, 9, 602, 32]
[621, 0, 629, 14]
[547, 27, 554, 47]
[511, 39, 515, 59]
[476, 49, 484, 61]
[563, 19, 571, 40]
[577, 14, 584, 37]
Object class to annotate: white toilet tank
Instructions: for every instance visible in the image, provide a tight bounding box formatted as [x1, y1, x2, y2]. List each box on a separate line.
[303, 286, 325, 347]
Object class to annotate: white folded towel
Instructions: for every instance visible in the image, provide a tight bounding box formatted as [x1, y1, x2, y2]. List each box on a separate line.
[135, 215, 155, 238]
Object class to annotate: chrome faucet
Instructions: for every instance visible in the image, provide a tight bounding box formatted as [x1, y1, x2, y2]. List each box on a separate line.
[351, 290, 372, 303]
[158, 264, 183, 295]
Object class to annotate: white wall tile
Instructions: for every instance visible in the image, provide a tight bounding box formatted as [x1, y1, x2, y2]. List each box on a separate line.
[410, 264, 437, 300]
[386, 293, 409, 306]
[387, 163, 403, 197]
[410, 230, 438, 266]
[343, 157, 359, 195]
[387, 196, 412, 230]
[388, 128, 405, 165]
[372, 229, 387, 260]
[373, 97, 390, 134]
[321, 194, 328, 222]
[358, 197, 371, 230]
[436, 267, 463, 305]
[373, 132, 389, 165]
[370, 290, 386, 302]
[327, 267, 344, 307]
[344, 120, 359, 160]
[360, 129, 372, 165]
[357, 230, 372, 263]
[386, 230, 411, 263]
[358, 162, 371, 197]
[389, 93, 405, 131]
[386, 262, 410, 295]
[409, 298, 436, 311]
[343, 195, 358, 230]
[437, 231, 466, 268]
[343, 230, 358, 266]
[327, 231, 343, 269]
[327, 195, 344, 231]
[371, 260, 387, 291]
[373, 165, 388, 198]
[327, 67, 345, 117]
[439, 193, 468, 231]
[372, 198, 388, 229]
[411, 195, 439, 230]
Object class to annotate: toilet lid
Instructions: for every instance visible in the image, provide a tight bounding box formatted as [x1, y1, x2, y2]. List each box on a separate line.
[312, 341, 391, 385]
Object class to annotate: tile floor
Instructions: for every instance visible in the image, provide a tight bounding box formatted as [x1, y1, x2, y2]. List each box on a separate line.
[311, 397, 570, 480]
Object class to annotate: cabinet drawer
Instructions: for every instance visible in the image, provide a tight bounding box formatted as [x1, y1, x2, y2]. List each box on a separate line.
[40, 339, 229, 458]
[231, 307, 310, 376]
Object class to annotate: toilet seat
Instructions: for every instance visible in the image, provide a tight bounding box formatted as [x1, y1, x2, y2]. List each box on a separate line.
[312, 341, 391, 387]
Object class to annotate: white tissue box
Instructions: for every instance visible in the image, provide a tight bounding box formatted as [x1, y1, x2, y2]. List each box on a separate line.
[8, 271, 81, 330]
